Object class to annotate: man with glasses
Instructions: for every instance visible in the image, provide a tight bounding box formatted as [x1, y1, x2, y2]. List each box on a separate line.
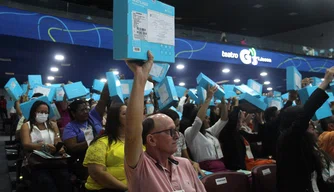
[124, 51, 206, 192]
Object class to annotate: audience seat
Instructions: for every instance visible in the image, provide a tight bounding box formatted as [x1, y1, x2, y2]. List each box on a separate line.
[201, 172, 251, 192]
[251, 164, 276, 192]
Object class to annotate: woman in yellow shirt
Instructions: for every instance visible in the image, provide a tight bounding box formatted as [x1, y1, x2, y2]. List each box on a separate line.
[83, 103, 128, 192]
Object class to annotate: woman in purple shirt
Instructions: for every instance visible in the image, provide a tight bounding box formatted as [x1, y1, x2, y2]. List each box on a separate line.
[62, 84, 110, 179]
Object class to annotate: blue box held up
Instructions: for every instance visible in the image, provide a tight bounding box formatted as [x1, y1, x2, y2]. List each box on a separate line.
[247, 79, 263, 95]
[311, 77, 322, 87]
[298, 86, 332, 120]
[196, 86, 214, 106]
[265, 97, 283, 110]
[4, 78, 23, 101]
[175, 86, 187, 98]
[188, 88, 199, 104]
[286, 66, 302, 91]
[113, 0, 175, 63]
[92, 79, 105, 92]
[238, 93, 267, 113]
[149, 63, 170, 83]
[55, 87, 65, 102]
[20, 96, 55, 119]
[32, 85, 56, 102]
[28, 75, 42, 89]
[106, 72, 124, 103]
[64, 81, 89, 100]
[234, 84, 260, 97]
[120, 79, 134, 99]
[196, 73, 225, 99]
[154, 76, 178, 110]
[222, 84, 237, 99]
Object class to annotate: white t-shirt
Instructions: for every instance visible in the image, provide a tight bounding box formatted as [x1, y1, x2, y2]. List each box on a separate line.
[174, 132, 187, 157]
[185, 117, 228, 162]
[27, 122, 55, 145]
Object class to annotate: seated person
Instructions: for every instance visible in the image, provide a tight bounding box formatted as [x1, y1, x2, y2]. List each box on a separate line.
[185, 86, 229, 172]
[62, 84, 109, 179]
[124, 51, 206, 192]
[161, 109, 204, 177]
[20, 100, 71, 192]
[83, 103, 128, 192]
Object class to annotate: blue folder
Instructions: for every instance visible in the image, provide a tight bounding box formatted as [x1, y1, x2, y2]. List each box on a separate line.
[120, 79, 134, 99]
[92, 79, 105, 92]
[20, 96, 55, 119]
[298, 86, 332, 120]
[196, 73, 225, 99]
[247, 79, 263, 95]
[28, 75, 42, 89]
[149, 63, 170, 83]
[4, 78, 23, 101]
[21, 84, 28, 94]
[238, 93, 268, 113]
[286, 66, 302, 91]
[85, 89, 91, 100]
[273, 91, 281, 98]
[154, 76, 178, 110]
[64, 82, 89, 100]
[106, 72, 124, 103]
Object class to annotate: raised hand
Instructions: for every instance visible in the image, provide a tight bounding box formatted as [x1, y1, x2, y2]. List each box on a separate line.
[206, 85, 218, 100]
[125, 51, 154, 80]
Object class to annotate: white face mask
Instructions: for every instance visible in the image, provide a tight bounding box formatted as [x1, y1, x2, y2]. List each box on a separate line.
[35, 113, 49, 123]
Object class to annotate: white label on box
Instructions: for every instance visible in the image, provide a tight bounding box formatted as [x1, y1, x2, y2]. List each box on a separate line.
[158, 83, 169, 104]
[271, 100, 282, 110]
[203, 89, 207, 100]
[295, 73, 301, 89]
[147, 9, 174, 46]
[150, 63, 164, 77]
[215, 177, 227, 185]
[262, 168, 271, 176]
[34, 86, 51, 97]
[252, 82, 261, 93]
[11, 81, 16, 89]
[121, 84, 130, 95]
[132, 11, 148, 41]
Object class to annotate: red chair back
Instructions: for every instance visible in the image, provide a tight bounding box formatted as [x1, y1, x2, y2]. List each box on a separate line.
[251, 164, 276, 192]
[201, 172, 251, 192]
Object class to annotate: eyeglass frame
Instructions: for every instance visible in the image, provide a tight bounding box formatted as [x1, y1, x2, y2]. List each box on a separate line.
[150, 128, 179, 138]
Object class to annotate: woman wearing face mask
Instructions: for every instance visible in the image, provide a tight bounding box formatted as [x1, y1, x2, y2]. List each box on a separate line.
[20, 101, 71, 192]
[184, 85, 229, 172]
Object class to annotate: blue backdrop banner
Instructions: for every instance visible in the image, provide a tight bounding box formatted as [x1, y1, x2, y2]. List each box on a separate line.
[0, 6, 333, 73]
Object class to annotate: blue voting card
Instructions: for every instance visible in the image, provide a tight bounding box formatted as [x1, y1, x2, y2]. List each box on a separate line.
[234, 84, 260, 97]
[247, 79, 263, 95]
[64, 82, 89, 100]
[28, 75, 42, 89]
[20, 96, 55, 119]
[92, 79, 105, 92]
[5, 78, 23, 101]
[154, 76, 178, 110]
[106, 72, 124, 103]
[149, 63, 170, 83]
[196, 73, 225, 99]
[286, 66, 302, 91]
[238, 93, 267, 113]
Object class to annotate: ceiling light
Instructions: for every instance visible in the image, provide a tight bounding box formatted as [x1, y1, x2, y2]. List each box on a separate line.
[260, 72, 268, 76]
[5, 72, 14, 75]
[267, 87, 273, 91]
[176, 64, 185, 70]
[222, 68, 230, 73]
[253, 4, 263, 8]
[50, 67, 59, 72]
[179, 82, 185, 86]
[55, 54, 64, 61]
[112, 71, 119, 75]
[47, 76, 55, 80]
[264, 81, 271, 85]
[321, 78, 324, 81]
[234, 79, 241, 83]
[100, 78, 107, 83]
[45, 83, 51, 86]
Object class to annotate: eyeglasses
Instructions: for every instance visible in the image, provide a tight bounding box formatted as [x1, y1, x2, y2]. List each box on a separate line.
[151, 128, 179, 138]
